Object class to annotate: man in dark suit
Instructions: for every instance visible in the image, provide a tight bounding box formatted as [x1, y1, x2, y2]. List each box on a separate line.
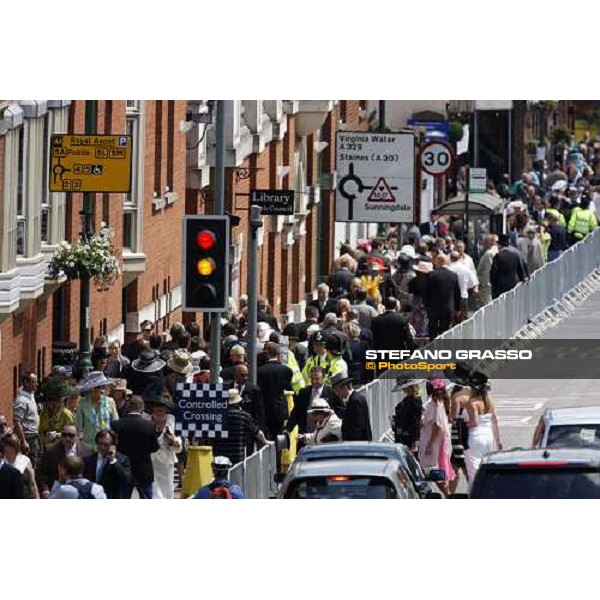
[330, 372, 372, 442]
[287, 366, 336, 433]
[420, 212, 440, 236]
[36, 424, 93, 498]
[256, 342, 294, 439]
[423, 254, 462, 339]
[309, 284, 338, 323]
[232, 364, 267, 433]
[83, 429, 132, 499]
[297, 306, 320, 343]
[327, 255, 356, 298]
[371, 298, 416, 353]
[490, 234, 528, 299]
[112, 396, 159, 499]
[0, 439, 24, 499]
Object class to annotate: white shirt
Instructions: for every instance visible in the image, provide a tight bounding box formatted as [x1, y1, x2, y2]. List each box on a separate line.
[311, 385, 325, 402]
[458, 254, 478, 283]
[65, 444, 78, 457]
[449, 262, 478, 299]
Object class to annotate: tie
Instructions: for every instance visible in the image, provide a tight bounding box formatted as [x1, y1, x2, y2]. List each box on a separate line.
[312, 387, 320, 400]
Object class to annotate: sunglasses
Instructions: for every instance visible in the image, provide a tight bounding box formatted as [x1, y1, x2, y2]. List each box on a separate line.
[61, 432, 76, 439]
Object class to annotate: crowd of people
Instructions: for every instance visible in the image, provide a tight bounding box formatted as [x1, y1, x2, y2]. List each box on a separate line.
[1, 142, 598, 499]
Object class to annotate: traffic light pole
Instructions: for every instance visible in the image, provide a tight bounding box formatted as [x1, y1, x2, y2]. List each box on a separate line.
[247, 205, 263, 386]
[209, 100, 227, 384]
[77, 100, 97, 378]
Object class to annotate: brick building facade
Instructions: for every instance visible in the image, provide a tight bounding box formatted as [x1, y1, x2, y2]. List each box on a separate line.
[0, 100, 187, 420]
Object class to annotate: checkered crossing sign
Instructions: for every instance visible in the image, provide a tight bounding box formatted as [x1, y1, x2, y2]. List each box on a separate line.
[174, 383, 229, 439]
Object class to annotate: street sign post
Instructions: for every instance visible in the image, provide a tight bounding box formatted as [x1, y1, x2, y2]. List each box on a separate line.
[250, 189, 294, 215]
[420, 141, 454, 176]
[49, 134, 132, 193]
[335, 131, 415, 223]
[469, 167, 487, 193]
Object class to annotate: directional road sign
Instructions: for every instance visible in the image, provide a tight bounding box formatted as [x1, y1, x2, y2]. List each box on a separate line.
[420, 141, 454, 176]
[49, 134, 133, 193]
[335, 131, 415, 223]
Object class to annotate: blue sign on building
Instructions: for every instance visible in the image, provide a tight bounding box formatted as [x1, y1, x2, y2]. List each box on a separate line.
[407, 119, 450, 142]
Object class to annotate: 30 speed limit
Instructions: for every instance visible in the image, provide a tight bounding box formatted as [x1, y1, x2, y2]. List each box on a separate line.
[420, 141, 454, 176]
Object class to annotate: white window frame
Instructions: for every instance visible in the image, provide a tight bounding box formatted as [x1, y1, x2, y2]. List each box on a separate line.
[16, 123, 27, 257]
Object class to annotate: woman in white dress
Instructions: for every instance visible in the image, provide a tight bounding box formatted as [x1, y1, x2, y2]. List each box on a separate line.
[146, 395, 182, 500]
[465, 382, 502, 488]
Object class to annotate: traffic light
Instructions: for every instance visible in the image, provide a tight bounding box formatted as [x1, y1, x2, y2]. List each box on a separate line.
[183, 215, 230, 312]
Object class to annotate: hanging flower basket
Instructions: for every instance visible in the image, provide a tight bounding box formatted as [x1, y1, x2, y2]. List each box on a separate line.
[48, 234, 121, 289]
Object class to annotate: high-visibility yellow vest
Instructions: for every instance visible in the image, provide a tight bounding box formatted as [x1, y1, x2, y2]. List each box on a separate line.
[301, 353, 330, 386]
[287, 351, 305, 394]
[546, 208, 566, 228]
[569, 208, 597, 239]
[323, 355, 348, 385]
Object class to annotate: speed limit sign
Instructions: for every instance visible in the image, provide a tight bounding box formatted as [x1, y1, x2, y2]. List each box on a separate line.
[420, 141, 454, 176]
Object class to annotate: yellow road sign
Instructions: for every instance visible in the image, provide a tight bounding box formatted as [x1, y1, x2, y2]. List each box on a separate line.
[49, 134, 132, 193]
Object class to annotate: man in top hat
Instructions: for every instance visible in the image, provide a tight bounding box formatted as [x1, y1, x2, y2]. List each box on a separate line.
[330, 372, 372, 442]
[165, 349, 193, 398]
[298, 398, 342, 446]
[210, 389, 269, 466]
[124, 349, 166, 396]
[111, 396, 159, 499]
[38, 379, 77, 446]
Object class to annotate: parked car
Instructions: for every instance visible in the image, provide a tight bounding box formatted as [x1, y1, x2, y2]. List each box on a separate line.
[467, 448, 600, 499]
[532, 406, 600, 450]
[279, 442, 445, 499]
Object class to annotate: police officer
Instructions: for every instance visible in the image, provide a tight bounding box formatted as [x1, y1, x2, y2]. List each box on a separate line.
[323, 336, 348, 386]
[568, 196, 598, 243]
[192, 456, 245, 499]
[301, 331, 330, 386]
[545, 196, 566, 228]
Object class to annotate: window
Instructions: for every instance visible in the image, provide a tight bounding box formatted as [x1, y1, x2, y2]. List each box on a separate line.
[285, 476, 398, 499]
[167, 101, 175, 191]
[16, 125, 26, 256]
[123, 100, 143, 252]
[41, 114, 50, 243]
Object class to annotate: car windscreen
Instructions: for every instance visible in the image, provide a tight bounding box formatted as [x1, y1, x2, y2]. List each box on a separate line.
[473, 468, 600, 499]
[547, 425, 600, 449]
[285, 476, 398, 499]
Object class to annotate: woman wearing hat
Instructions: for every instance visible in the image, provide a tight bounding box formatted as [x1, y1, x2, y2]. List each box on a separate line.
[145, 390, 182, 500]
[418, 378, 455, 497]
[76, 372, 119, 446]
[299, 398, 342, 446]
[165, 349, 194, 398]
[110, 379, 133, 418]
[38, 379, 77, 446]
[408, 260, 432, 338]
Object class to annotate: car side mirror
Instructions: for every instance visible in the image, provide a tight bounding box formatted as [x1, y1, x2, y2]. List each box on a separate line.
[425, 491, 443, 499]
[449, 493, 469, 499]
[426, 469, 446, 482]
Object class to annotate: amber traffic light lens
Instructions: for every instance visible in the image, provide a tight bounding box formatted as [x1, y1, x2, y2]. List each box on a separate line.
[196, 230, 216, 250]
[196, 258, 216, 276]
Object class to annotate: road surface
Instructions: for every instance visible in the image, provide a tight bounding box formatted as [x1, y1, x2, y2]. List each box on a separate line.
[494, 289, 600, 450]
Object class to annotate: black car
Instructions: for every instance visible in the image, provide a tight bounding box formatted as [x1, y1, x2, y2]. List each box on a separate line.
[468, 448, 600, 499]
[294, 442, 444, 499]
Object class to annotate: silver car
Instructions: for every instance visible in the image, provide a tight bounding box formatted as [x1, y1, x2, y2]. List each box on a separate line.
[532, 406, 600, 450]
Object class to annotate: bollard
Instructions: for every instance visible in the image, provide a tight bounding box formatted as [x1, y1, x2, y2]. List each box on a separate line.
[182, 446, 214, 499]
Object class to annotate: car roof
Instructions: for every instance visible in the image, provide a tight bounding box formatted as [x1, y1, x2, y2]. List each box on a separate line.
[296, 442, 406, 462]
[482, 448, 600, 466]
[544, 406, 600, 426]
[287, 457, 401, 479]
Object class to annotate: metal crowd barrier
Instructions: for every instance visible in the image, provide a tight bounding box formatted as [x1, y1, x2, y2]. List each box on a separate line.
[232, 229, 600, 494]
[229, 441, 278, 499]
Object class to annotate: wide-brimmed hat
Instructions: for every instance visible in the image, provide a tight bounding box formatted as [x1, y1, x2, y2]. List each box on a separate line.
[43, 378, 78, 400]
[414, 261, 433, 274]
[329, 371, 353, 388]
[167, 349, 193, 374]
[112, 378, 132, 395]
[142, 381, 176, 411]
[132, 349, 166, 373]
[77, 371, 114, 392]
[228, 389, 242, 405]
[392, 378, 419, 393]
[307, 398, 333, 414]
[400, 245, 416, 258]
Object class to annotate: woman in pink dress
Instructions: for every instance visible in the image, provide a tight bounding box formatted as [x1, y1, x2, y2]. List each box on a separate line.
[418, 378, 455, 497]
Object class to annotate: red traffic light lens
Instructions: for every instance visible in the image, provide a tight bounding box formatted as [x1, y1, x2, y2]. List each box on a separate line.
[196, 230, 216, 251]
